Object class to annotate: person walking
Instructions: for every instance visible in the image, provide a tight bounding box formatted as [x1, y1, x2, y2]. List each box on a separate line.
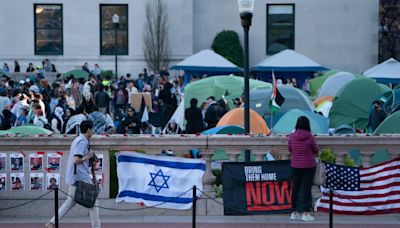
[46, 120, 100, 228]
[288, 116, 319, 221]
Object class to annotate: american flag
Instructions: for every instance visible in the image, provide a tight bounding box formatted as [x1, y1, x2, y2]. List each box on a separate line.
[317, 157, 400, 215]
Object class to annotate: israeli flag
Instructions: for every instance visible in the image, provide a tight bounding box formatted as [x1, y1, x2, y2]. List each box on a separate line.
[116, 151, 206, 210]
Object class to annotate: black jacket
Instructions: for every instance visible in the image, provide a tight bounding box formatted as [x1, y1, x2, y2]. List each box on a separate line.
[185, 107, 204, 134]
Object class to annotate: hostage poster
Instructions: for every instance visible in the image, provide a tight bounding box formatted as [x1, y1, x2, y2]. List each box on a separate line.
[222, 160, 293, 215]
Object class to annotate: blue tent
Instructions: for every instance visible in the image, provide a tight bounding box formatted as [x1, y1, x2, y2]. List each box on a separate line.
[251, 49, 328, 83]
[202, 125, 245, 135]
[170, 49, 242, 84]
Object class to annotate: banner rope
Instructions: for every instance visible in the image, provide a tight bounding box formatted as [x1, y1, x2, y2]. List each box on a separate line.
[57, 187, 193, 211]
[0, 190, 53, 211]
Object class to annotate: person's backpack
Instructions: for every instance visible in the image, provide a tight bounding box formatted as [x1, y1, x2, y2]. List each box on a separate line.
[39, 118, 52, 131]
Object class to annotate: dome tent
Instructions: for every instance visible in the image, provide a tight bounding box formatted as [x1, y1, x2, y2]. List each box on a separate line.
[373, 111, 400, 134]
[272, 109, 329, 134]
[329, 78, 389, 129]
[250, 85, 315, 120]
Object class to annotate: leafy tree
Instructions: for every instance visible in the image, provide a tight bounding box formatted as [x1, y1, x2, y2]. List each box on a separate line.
[143, 0, 170, 72]
[379, 0, 400, 62]
[211, 30, 244, 68]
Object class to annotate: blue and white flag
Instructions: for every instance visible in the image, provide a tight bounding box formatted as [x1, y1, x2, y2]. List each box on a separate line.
[116, 151, 206, 210]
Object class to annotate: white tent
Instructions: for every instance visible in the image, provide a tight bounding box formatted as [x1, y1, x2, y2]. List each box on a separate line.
[363, 58, 400, 83]
[318, 72, 356, 97]
[170, 49, 241, 73]
[251, 49, 327, 72]
[162, 98, 185, 133]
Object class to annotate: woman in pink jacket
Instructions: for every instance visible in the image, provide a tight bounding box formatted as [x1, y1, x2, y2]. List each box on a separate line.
[288, 116, 319, 221]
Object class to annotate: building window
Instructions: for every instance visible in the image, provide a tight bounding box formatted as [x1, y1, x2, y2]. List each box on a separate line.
[100, 4, 128, 55]
[266, 4, 295, 55]
[34, 4, 63, 55]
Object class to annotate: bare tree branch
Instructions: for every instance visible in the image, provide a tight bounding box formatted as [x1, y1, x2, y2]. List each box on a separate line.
[143, 0, 170, 72]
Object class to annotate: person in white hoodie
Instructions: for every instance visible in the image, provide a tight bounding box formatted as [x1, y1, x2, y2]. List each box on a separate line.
[33, 108, 48, 128]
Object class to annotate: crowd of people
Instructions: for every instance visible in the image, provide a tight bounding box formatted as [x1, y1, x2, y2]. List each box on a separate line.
[0, 59, 336, 135]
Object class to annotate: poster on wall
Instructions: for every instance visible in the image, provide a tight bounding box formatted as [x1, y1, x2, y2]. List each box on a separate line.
[10, 173, 24, 191]
[0, 153, 6, 171]
[30, 173, 44, 191]
[89, 154, 103, 173]
[47, 173, 60, 190]
[222, 160, 293, 215]
[47, 153, 61, 171]
[0, 173, 6, 191]
[10, 153, 24, 171]
[91, 173, 103, 192]
[30, 153, 43, 171]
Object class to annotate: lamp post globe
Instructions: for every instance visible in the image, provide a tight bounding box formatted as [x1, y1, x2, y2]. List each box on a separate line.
[112, 14, 120, 81]
[237, 0, 255, 135]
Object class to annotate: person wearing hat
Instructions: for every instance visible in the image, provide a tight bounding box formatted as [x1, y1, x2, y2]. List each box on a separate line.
[204, 96, 221, 130]
[367, 100, 387, 132]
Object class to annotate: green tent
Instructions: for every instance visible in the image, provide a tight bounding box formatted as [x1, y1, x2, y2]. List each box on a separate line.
[0, 130, 15, 136]
[184, 75, 271, 109]
[8, 125, 53, 135]
[62, 69, 89, 80]
[310, 70, 339, 97]
[329, 78, 388, 130]
[373, 111, 400, 134]
[272, 109, 329, 134]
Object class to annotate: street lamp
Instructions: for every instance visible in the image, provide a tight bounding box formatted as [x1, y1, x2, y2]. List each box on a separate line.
[112, 13, 120, 81]
[238, 0, 254, 163]
[237, 0, 255, 134]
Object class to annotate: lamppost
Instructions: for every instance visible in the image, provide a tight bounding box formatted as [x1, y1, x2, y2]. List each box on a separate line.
[112, 13, 120, 81]
[238, 0, 254, 163]
[237, 0, 255, 134]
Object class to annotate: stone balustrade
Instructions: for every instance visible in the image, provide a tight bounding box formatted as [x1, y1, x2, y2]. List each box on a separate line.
[1, 134, 399, 201]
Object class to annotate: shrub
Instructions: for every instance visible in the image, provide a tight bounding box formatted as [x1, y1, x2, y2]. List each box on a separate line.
[320, 148, 336, 164]
[344, 155, 358, 167]
[211, 30, 244, 68]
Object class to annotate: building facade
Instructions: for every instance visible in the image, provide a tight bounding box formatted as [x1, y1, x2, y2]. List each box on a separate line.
[0, 0, 379, 77]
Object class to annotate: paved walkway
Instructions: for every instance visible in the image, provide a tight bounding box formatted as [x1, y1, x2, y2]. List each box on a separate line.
[1, 214, 400, 228]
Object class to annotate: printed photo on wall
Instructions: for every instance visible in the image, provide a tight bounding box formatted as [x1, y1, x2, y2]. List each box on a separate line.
[11, 173, 24, 191]
[91, 173, 103, 192]
[0, 153, 6, 171]
[30, 173, 44, 191]
[10, 153, 24, 171]
[47, 173, 60, 190]
[90, 154, 103, 173]
[30, 153, 43, 171]
[47, 153, 61, 171]
[0, 173, 6, 191]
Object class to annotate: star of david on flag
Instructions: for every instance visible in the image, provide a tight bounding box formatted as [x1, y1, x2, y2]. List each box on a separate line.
[148, 169, 170, 193]
[116, 151, 206, 210]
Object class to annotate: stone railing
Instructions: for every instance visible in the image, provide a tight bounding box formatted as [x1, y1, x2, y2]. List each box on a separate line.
[1, 134, 399, 200]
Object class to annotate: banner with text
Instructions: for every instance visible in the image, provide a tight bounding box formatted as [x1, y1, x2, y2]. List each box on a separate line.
[222, 160, 293, 215]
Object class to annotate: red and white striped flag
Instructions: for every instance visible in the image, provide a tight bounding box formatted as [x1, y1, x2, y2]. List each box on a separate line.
[317, 157, 400, 215]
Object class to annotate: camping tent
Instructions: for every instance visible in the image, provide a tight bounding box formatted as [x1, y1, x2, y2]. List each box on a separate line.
[163, 99, 185, 133]
[250, 85, 315, 120]
[310, 70, 339, 97]
[317, 72, 356, 97]
[216, 108, 270, 134]
[202, 125, 245, 135]
[373, 111, 400, 134]
[170, 49, 241, 84]
[272, 109, 329, 134]
[184, 75, 270, 109]
[329, 78, 389, 129]
[8, 125, 53, 135]
[363, 58, 400, 83]
[251, 49, 328, 82]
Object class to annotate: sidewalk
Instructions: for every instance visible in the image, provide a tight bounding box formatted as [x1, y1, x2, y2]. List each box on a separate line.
[1, 214, 400, 228]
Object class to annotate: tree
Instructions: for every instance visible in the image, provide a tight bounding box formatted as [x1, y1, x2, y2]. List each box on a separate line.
[143, 0, 170, 72]
[211, 30, 244, 68]
[379, 0, 400, 62]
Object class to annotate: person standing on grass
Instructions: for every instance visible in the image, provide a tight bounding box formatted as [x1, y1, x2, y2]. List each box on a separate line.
[46, 120, 100, 228]
[288, 116, 319, 222]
